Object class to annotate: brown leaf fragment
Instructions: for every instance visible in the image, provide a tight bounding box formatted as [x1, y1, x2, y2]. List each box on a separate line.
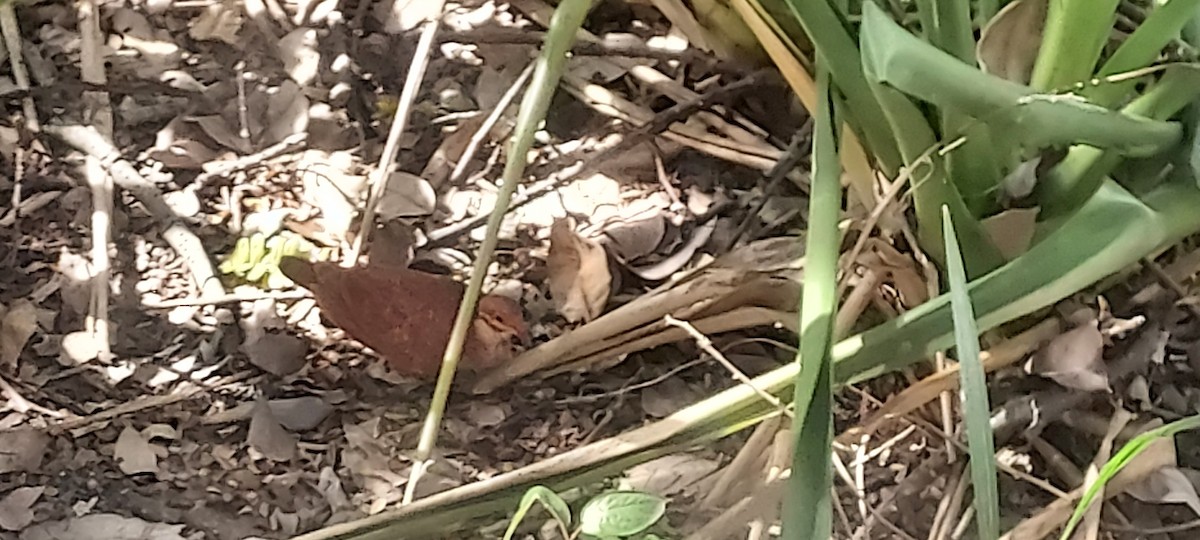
[242, 332, 308, 376]
[0, 428, 48, 473]
[1, 300, 38, 368]
[268, 396, 332, 431]
[20, 513, 186, 540]
[547, 219, 612, 323]
[0, 486, 43, 531]
[114, 425, 159, 476]
[248, 399, 297, 461]
[977, 0, 1047, 84]
[1027, 321, 1109, 392]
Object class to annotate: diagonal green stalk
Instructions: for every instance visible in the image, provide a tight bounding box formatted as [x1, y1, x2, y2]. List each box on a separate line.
[407, 0, 591, 503]
[1030, 0, 1120, 91]
[942, 206, 999, 540]
[1060, 414, 1200, 539]
[782, 63, 838, 540]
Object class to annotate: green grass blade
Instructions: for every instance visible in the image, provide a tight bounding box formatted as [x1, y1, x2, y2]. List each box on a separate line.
[1060, 414, 1200, 539]
[1084, 0, 1200, 107]
[1030, 0, 1120, 91]
[777, 0, 902, 174]
[782, 63, 839, 540]
[941, 206, 1000, 540]
[860, 5, 1182, 157]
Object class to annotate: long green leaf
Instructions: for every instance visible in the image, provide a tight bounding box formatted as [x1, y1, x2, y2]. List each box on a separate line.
[783, 62, 838, 540]
[860, 2, 1005, 275]
[1084, 0, 1200, 107]
[860, 4, 1183, 157]
[1036, 66, 1200, 217]
[777, 0, 901, 174]
[942, 206, 1000, 540]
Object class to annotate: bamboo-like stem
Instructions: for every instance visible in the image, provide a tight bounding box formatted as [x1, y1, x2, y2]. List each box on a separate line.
[403, 0, 592, 505]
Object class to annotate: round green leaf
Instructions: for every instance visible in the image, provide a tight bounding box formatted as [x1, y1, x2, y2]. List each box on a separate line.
[578, 491, 666, 537]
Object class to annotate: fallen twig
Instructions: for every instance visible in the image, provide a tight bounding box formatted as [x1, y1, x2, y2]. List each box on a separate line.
[42, 124, 227, 300]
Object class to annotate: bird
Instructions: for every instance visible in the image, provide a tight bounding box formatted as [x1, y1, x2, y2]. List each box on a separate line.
[277, 256, 531, 379]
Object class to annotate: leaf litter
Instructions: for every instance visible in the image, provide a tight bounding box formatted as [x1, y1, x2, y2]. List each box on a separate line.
[9, 0, 1196, 537]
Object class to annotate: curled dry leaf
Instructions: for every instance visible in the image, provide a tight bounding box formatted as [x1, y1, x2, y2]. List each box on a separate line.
[1027, 320, 1109, 392]
[547, 219, 612, 323]
[1126, 466, 1200, 516]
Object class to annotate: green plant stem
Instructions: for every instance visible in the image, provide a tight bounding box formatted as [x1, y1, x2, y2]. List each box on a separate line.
[1030, 0, 1120, 91]
[406, 0, 590, 502]
[783, 64, 838, 540]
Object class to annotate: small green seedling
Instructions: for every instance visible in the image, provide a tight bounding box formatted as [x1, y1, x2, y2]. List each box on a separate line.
[504, 486, 667, 540]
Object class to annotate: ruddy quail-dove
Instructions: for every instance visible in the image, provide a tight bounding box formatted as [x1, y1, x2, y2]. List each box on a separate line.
[279, 257, 531, 379]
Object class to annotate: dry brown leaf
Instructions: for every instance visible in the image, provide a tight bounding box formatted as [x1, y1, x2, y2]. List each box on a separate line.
[0, 486, 42, 531]
[0, 429, 48, 473]
[21, 513, 187, 540]
[373, 0, 442, 34]
[263, 80, 310, 146]
[1126, 466, 1200, 516]
[977, 0, 1047, 84]
[1027, 321, 1109, 392]
[604, 215, 666, 262]
[249, 399, 297, 461]
[188, 3, 243, 45]
[279, 28, 321, 86]
[377, 171, 436, 219]
[268, 396, 332, 431]
[547, 219, 612, 323]
[114, 425, 159, 476]
[981, 207, 1039, 261]
[0, 299, 38, 368]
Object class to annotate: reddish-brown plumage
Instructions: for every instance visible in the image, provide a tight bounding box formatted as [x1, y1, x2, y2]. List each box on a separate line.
[279, 257, 530, 379]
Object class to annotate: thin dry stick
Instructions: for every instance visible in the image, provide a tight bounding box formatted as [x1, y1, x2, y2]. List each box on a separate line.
[346, 8, 444, 265]
[663, 315, 792, 417]
[79, 0, 113, 361]
[0, 4, 37, 130]
[426, 70, 770, 244]
[446, 61, 535, 186]
[43, 125, 226, 300]
[0, 373, 63, 418]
